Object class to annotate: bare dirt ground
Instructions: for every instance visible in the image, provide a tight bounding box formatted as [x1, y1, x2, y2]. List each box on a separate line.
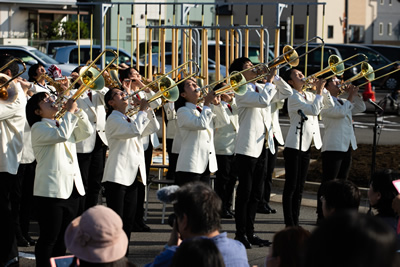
[305, 144, 400, 187]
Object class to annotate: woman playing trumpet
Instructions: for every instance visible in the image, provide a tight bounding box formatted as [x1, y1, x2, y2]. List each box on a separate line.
[101, 88, 159, 247]
[316, 76, 366, 223]
[173, 77, 230, 186]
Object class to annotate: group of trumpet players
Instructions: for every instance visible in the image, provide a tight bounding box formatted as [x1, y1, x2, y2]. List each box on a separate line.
[1, 38, 388, 265]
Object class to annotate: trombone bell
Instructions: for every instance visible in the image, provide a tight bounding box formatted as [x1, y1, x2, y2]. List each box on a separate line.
[229, 72, 247, 96]
[80, 67, 105, 91]
[361, 62, 375, 81]
[0, 73, 18, 104]
[159, 76, 179, 102]
[328, 55, 345, 76]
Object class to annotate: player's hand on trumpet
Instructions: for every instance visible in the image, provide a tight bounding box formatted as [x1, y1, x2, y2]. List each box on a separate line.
[203, 90, 216, 107]
[312, 78, 327, 95]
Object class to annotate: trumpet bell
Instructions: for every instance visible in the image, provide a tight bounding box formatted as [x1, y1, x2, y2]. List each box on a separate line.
[361, 62, 375, 81]
[159, 76, 179, 102]
[0, 73, 18, 104]
[229, 71, 247, 96]
[328, 55, 345, 76]
[80, 66, 105, 90]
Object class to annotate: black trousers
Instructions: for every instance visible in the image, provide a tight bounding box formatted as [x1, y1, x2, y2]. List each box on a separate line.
[11, 161, 36, 239]
[166, 138, 178, 181]
[234, 149, 268, 237]
[34, 189, 81, 267]
[316, 148, 352, 217]
[215, 154, 237, 211]
[259, 138, 280, 207]
[104, 180, 139, 245]
[0, 172, 18, 266]
[175, 169, 211, 187]
[282, 147, 310, 227]
[77, 134, 107, 214]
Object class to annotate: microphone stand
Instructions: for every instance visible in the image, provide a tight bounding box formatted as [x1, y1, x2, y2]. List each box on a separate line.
[371, 107, 380, 178]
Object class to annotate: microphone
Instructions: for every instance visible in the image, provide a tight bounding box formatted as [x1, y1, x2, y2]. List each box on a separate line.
[297, 109, 308, 121]
[156, 185, 180, 204]
[368, 98, 384, 112]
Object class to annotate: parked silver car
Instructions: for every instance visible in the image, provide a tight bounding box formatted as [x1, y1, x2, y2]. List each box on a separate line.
[0, 45, 77, 80]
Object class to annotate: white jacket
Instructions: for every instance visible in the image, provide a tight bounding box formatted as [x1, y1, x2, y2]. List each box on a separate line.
[31, 111, 93, 199]
[102, 109, 160, 186]
[0, 82, 26, 174]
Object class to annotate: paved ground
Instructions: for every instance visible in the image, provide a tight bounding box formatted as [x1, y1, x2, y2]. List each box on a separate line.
[17, 185, 370, 267]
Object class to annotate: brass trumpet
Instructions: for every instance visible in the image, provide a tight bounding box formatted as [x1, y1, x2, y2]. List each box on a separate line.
[55, 49, 118, 120]
[0, 58, 26, 104]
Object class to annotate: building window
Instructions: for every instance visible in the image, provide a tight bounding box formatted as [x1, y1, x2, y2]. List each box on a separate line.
[349, 25, 365, 43]
[294, 24, 304, 39]
[379, 23, 384, 35]
[380, 0, 384, 5]
[388, 23, 392, 36]
[327, 25, 334, 38]
[389, 0, 392, 5]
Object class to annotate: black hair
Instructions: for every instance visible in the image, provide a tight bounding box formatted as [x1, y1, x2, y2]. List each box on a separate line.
[304, 211, 398, 267]
[228, 57, 251, 73]
[104, 88, 118, 118]
[28, 63, 45, 82]
[370, 169, 400, 217]
[26, 92, 48, 127]
[321, 179, 361, 213]
[170, 238, 225, 267]
[282, 67, 298, 85]
[212, 82, 226, 92]
[119, 67, 140, 82]
[0, 54, 19, 76]
[71, 66, 83, 89]
[173, 77, 196, 112]
[73, 256, 137, 267]
[173, 182, 221, 235]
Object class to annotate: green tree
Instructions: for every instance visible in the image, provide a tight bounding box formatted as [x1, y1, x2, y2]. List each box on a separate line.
[61, 20, 89, 40]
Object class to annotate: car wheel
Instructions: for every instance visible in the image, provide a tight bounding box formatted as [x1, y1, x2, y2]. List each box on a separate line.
[385, 77, 398, 91]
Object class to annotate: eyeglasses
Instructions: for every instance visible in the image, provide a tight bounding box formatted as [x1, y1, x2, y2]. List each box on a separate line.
[112, 91, 127, 98]
[40, 95, 56, 104]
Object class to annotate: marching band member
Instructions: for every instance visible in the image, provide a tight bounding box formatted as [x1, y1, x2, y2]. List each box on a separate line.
[28, 63, 57, 95]
[120, 67, 162, 232]
[229, 57, 278, 249]
[164, 101, 179, 181]
[26, 93, 93, 267]
[281, 68, 326, 227]
[316, 77, 366, 222]
[70, 66, 109, 213]
[212, 82, 239, 219]
[0, 55, 28, 267]
[173, 77, 230, 186]
[102, 88, 159, 246]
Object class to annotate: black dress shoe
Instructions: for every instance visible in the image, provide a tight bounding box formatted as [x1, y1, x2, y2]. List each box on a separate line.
[17, 236, 30, 247]
[247, 234, 271, 247]
[265, 204, 277, 214]
[234, 235, 252, 249]
[24, 235, 37, 246]
[133, 220, 151, 232]
[221, 209, 234, 219]
[257, 205, 271, 214]
[227, 209, 235, 217]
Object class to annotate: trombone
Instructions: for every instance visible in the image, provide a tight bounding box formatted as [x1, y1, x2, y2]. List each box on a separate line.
[324, 53, 369, 80]
[55, 49, 118, 120]
[337, 62, 374, 94]
[125, 61, 200, 117]
[358, 61, 400, 87]
[0, 58, 26, 104]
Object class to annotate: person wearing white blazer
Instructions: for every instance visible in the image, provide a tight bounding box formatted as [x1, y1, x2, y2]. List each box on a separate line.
[258, 78, 293, 215]
[173, 77, 230, 186]
[281, 68, 326, 227]
[120, 67, 162, 232]
[164, 102, 179, 181]
[26, 92, 93, 267]
[230, 57, 278, 249]
[0, 55, 28, 267]
[28, 63, 58, 95]
[102, 88, 160, 246]
[212, 83, 240, 219]
[316, 77, 366, 221]
[69, 66, 109, 213]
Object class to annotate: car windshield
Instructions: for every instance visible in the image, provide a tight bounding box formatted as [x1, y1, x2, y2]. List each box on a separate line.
[30, 49, 59, 64]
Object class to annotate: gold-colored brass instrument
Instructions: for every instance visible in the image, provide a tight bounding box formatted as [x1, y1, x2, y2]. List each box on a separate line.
[109, 68, 122, 89]
[301, 55, 345, 90]
[0, 58, 26, 104]
[338, 62, 374, 93]
[39, 73, 65, 96]
[89, 63, 121, 89]
[55, 49, 118, 120]
[125, 61, 200, 117]
[324, 53, 369, 80]
[357, 61, 400, 87]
